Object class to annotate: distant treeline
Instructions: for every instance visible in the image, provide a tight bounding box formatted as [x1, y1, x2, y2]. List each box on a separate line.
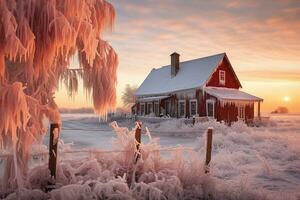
[271, 106, 288, 114]
[59, 107, 94, 113]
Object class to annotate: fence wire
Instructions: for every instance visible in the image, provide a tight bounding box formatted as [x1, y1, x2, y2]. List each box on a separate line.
[0, 146, 197, 159]
[61, 127, 206, 134]
[0, 124, 204, 159]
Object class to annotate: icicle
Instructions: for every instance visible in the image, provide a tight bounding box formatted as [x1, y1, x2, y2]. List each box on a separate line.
[219, 100, 254, 108]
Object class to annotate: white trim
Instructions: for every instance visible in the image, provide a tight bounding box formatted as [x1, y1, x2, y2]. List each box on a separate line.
[178, 100, 186, 118]
[206, 99, 215, 118]
[140, 103, 145, 116]
[189, 99, 198, 117]
[219, 70, 226, 85]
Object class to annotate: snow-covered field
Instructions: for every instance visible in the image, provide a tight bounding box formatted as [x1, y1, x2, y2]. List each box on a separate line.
[50, 114, 200, 150]
[51, 114, 300, 198]
[2, 113, 300, 199]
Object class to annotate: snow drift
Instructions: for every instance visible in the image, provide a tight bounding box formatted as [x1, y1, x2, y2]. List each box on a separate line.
[2, 119, 299, 200]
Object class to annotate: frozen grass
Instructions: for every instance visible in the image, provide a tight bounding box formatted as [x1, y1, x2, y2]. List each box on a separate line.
[1, 114, 300, 199]
[145, 116, 300, 199]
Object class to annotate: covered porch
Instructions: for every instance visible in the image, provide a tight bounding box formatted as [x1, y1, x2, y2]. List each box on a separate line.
[137, 95, 170, 117]
[204, 87, 263, 123]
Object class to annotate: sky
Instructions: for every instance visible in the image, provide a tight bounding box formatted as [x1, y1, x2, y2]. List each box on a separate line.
[55, 0, 300, 113]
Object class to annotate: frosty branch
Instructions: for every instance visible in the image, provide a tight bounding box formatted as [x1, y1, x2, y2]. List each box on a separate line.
[0, 0, 118, 191]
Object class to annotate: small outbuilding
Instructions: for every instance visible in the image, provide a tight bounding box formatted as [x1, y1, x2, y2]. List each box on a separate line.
[133, 52, 263, 124]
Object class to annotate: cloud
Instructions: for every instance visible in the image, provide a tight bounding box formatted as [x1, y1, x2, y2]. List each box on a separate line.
[238, 70, 300, 82]
[226, 0, 259, 8]
[103, 0, 300, 107]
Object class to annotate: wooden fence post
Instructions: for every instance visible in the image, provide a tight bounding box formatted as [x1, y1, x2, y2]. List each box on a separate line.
[205, 127, 213, 173]
[48, 123, 60, 179]
[134, 121, 142, 164]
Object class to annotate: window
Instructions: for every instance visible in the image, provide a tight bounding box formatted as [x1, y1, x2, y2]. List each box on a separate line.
[238, 106, 245, 120]
[206, 100, 215, 117]
[154, 102, 159, 116]
[147, 103, 153, 114]
[189, 99, 197, 117]
[219, 70, 226, 85]
[178, 100, 186, 117]
[140, 103, 145, 115]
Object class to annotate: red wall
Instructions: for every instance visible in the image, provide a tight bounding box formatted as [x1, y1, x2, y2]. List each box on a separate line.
[215, 102, 255, 124]
[206, 56, 240, 89]
[245, 104, 254, 121]
[215, 102, 238, 123]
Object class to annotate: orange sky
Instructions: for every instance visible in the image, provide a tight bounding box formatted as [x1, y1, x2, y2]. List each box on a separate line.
[55, 0, 300, 113]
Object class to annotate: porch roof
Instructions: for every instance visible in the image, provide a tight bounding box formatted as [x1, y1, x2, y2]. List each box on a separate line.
[204, 87, 263, 102]
[138, 95, 170, 102]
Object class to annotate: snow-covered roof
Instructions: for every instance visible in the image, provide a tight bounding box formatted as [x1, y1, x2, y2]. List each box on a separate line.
[138, 95, 169, 102]
[204, 87, 263, 102]
[136, 53, 226, 96]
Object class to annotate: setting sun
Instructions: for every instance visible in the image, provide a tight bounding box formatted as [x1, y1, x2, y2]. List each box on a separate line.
[283, 96, 291, 102]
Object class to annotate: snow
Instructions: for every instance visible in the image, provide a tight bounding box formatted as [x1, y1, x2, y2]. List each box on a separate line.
[204, 86, 263, 102]
[136, 53, 225, 96]
[1, 114, 300, 199]
[138, 95, 170, 102]
[45, 115, 199, 149]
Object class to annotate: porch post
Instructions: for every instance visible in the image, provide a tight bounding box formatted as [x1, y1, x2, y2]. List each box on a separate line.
[158, 100, 161, 117]
[257, 101, 261, 118]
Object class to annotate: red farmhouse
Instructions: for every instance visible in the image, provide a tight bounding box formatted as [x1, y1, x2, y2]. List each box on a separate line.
[133, 52, 263, 124]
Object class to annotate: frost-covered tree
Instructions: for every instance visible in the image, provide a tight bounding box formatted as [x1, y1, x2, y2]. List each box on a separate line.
[0, 0, 118, 191]
[121, 84, 137, 107]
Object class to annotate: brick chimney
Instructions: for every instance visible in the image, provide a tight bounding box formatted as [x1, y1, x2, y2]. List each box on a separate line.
[170, 52, 180, 77]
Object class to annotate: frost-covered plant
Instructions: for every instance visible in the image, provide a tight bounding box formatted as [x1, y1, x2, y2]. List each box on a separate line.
[3, 121, 291, 200]
[0, 0, 118, 191]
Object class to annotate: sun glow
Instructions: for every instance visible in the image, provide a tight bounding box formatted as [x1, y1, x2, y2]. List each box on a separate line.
[283, 96, 290, 102]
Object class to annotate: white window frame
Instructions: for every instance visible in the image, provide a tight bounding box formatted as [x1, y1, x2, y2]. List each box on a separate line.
[238, 105, 245, 120]
[140, 103, 145, 116]
[178, 100, 186, 118]
[219, 70, 226, 85]
[206, 99, 215, 118]
[189, 99, 198, 117]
